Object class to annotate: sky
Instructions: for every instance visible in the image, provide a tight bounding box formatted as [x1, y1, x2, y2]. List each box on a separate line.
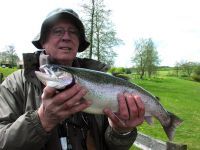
[0, 0, 200, 67]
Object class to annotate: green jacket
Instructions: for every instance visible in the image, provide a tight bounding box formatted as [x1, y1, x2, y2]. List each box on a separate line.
[0, 51, 137, 150]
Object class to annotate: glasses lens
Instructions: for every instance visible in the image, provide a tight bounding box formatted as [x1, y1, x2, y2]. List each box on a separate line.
[51, 27, 79, 37]
[52, 27, 65, 36]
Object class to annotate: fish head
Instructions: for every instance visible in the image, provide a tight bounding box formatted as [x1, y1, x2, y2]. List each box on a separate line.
[35, 65, 74, 89]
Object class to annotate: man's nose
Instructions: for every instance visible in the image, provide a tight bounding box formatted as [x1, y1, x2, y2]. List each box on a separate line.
[62, 31, 71, 39]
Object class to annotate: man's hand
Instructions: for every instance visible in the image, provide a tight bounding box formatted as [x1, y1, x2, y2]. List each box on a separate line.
[37, 84, 91, 132]
[104, 93, 145, 133]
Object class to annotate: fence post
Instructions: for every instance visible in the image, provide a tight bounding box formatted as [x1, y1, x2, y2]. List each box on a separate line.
[134, 132, 187, 150]
[167, 142, 187, 150]
[0, 72, 3, 84]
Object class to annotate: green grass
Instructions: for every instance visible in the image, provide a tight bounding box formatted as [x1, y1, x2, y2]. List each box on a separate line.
[129, 75, 200, 150]
[0, 67, 18, 79]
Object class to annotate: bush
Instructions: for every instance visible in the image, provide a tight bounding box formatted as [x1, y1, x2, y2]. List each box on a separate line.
[192, 74, 200, 82]
[108, 67, 127, 74]
[194, 66, 200, 75]
[125, 68, 132, 74]
[192, 65, 200, 82]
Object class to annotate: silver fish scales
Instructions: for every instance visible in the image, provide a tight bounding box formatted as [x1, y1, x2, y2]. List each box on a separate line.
[35, 64, 183, 141]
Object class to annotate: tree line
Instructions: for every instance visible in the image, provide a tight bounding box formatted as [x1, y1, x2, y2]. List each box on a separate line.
[174, 60, 200, 82]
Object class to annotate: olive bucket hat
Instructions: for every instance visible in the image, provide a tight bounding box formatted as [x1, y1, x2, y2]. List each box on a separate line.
[32, 8, 90, 52]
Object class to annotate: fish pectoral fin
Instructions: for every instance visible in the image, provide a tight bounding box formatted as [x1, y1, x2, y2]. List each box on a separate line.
[144, 116, 154, 125]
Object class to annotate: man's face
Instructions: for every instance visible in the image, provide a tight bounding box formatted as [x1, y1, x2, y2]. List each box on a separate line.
[42, 19, 80, 66]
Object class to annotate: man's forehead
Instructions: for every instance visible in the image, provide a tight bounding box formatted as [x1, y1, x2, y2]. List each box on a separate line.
[50, 18, 79, 30]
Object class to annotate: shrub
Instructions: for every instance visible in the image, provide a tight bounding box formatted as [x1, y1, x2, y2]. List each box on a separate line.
[192, 74, 200, 82]
[194, 66, 200, 75]
[192, 66, 200, 82]
[125, 68, 132, 74]
[108, 67, 126, 74]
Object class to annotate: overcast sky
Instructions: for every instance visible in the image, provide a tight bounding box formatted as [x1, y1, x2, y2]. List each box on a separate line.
[0, 0, 199, 67]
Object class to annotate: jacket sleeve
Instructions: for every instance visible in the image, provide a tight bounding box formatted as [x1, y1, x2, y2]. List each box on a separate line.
[105, 126, 137, 150]
[0, 70, 50, 150]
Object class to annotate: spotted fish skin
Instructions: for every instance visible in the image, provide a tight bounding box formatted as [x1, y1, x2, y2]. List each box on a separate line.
[35, 64, 183, 141]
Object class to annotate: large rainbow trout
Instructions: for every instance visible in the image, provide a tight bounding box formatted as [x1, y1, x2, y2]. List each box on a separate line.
[35, 64, 183, 141]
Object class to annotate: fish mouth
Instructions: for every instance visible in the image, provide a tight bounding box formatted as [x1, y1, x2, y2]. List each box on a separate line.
[36, 65, 74, 89]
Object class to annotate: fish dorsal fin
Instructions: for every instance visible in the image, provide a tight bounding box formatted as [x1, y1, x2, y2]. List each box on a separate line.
[155, 96, 160, 101]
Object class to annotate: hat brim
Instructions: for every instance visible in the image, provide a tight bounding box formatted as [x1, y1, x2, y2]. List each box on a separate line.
[32, 10, 90, 52]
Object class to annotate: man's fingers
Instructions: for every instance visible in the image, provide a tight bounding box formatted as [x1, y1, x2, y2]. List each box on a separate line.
[126, 94, 138, 120]
[133, 95, 145, 119]
[42, 86, 57, 99]
[53, 84, 83, 105]
[60, 100, 92, 118]
[70, 100, 92, 114]
[63, 88, 88, 109]
[118, 93, 129, 120]
[104, 108, 121, 125]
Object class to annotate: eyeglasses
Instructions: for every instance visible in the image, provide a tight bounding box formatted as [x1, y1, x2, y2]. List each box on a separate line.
[51, 27, 80, 37]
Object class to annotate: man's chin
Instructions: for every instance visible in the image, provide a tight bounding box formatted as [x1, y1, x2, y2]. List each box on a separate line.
[56, 57, 74, 66]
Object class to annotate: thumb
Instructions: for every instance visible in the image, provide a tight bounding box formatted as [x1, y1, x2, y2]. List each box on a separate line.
[42, 86, 57, 99]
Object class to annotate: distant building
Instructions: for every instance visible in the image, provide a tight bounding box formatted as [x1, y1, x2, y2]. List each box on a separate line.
[17, 60, 23, 69]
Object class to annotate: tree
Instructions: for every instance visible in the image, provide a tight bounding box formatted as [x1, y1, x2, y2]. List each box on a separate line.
[181, 61, 196, 77]
[132, 38, 160, 79]
[0, 51, 8, 64]
[174, 61, 181, 77]
[145, 39, 160, 77]
[132, 39, 146, 79]
[78, 0, 123, 66]
[0, 44, 20, 67]
[192, 63, 200, 82]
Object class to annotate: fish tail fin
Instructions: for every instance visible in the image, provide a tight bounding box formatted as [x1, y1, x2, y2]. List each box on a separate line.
[163, 112, 183, 141]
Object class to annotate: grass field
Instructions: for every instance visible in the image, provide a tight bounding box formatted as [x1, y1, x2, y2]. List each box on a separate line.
[129, 71, 200, 150]
[0, 67, 18, 80]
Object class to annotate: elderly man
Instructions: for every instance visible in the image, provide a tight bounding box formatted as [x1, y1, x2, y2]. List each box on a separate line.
[0, 8, 144, 150]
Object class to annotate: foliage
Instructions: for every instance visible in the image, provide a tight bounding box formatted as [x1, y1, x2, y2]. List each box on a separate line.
[108, 67, 126, 74]
[131, 38, 160, 79]
[171, 61, 200, 82]
[78, 0, 123, 66]
[108, 67, 133, 74]
[192, 65, 200, 82]
[0, 44, 20, 68]
[192, 74, 200, 82]
[194, 65, 200, 75]
[180, 61, 196, 77]
[107, 67, 133, 80]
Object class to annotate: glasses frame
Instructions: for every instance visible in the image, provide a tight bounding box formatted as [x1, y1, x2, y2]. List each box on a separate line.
[51, 27, 80, 38]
